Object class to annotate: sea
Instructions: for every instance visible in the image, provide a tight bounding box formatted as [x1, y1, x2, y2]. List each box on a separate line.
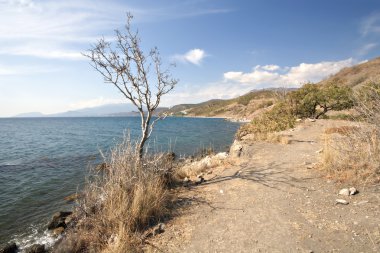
[0, 117, 240, 248]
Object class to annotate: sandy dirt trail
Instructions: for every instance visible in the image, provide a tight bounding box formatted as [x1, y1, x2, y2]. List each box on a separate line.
[148, 120, 380, 253]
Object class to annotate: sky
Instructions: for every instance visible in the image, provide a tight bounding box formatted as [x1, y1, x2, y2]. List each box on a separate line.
[1, 0, 380, 117]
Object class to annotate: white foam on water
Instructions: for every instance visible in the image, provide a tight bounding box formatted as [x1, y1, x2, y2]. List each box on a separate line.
[11, 225, 60, 252]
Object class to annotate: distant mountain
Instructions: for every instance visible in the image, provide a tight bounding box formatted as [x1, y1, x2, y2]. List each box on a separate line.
[13, 103, 168, 118]
[14, 112, 46, 118]
[49, 103, 136, 117]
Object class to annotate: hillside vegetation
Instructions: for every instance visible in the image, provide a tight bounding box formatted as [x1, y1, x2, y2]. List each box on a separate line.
[320, 57, 380, 88]
[166, 89, 279, 120]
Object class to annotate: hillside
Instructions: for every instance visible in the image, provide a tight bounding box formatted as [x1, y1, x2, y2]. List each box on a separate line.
[166, 57, 380, 120]
[320, 56, 380, 88]
[166, 89, 280, 120]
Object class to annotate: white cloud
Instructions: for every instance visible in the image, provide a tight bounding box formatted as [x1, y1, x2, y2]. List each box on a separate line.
[224, 58, 355, 88]
[256, 65, 280, 71]
[361, 12, 380, 36]
[0, 64, 59, 75]
[69, 97, 125, 110]
[174, 49, 207, 65]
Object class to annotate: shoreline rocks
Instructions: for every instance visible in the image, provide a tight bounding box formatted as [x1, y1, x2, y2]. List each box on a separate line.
[0, 242, 18, 253]
[47, 211, 73, 230]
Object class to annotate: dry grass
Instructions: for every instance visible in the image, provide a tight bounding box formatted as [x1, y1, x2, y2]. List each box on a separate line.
[321, 83, 380, 184]
[324, 126, 359, 136]
[322, 126, 380, 184]
[236, 103, 296, 141]
[56, 137, 174, 253]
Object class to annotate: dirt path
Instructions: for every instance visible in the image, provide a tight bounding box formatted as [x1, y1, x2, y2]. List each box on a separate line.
[148, 120, 380, 253]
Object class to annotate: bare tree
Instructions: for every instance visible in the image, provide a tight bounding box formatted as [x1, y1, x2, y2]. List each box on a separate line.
[85, 13, 178, 158]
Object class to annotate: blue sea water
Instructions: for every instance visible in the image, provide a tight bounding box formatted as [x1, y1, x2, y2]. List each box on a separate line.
[0, 117, 240, 247]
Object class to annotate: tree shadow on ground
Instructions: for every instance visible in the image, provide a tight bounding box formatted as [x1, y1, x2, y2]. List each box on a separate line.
[200, 162, 318, 191]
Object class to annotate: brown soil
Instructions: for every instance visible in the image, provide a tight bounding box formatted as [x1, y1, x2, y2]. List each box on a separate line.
[147, 120, 380, 253]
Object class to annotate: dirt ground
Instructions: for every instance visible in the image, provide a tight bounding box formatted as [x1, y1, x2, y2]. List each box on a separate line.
[147, 120, 380, 253]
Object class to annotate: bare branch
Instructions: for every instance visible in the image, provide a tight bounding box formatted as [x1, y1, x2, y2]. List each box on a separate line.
[84, 13, 177, 158]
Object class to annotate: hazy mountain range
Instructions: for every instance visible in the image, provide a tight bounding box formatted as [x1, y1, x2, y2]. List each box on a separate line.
[14, 103, 145, 118]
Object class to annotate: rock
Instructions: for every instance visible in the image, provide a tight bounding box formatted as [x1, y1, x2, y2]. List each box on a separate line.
[309, 118, 316, 122]
[296, 118, 302, 122]
[349, 187, 358, 195]
[215, 152, 228, 160]
[52, 227, 65, 236]
[0, 242, 18, 253]
[336, 199, 349, 205]
[183, 177, 191, 187]
[64, 193, 79, 202]
[47, 211, 72, 230]
[24, 244, 46, 253]
[153, 223, 165, 236]
[229, 140, 243, 158]
[339, 188, 350, 196]
[65, 215, 73, 225]
[316, 148, 324, 154]
[195, 177, 205, 185]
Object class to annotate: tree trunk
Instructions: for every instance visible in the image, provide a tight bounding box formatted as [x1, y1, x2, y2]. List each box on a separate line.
[315, 107, 328, 119]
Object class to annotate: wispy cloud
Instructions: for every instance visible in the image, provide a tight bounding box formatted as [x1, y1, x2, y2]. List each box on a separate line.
[357, 43, 378, 56]
[361, 12, 380, 36]
[173, 49, 207, 65]
[0, 1, 230, 61]
[69, 97, 125, 110]
[0, 64, 59, 75]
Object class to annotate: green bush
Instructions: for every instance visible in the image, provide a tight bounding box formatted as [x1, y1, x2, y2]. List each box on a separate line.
[236, 103, 296, 140]
[289, 82, 354, 119]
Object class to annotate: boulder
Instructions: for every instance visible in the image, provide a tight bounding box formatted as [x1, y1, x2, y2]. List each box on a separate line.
[0, 242, 18, 253]
[349, 187, 358, 195]
[214, 152, 228, 160]
[195, 177, 205, 185]
[229, 140, 243, 158]
[47, 211, 72, 230]
[24, 244, 46, 253]
[52, 227, 65, 236]
[336, 199, 349, 205]
[339, 188, 350, 196]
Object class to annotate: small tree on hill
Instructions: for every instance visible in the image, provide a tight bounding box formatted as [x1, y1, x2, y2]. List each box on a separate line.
[85, 13, 178, 158]
[290, 82, 353, 119]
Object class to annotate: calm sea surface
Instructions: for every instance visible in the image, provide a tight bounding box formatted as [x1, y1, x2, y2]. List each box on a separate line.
[0, 117, 239, 247]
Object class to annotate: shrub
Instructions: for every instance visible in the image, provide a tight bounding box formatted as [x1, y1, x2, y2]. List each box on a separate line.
[57, 136, 173, 252]
[236, 102, 296, 140]
[289, 82, 354, 119]
[321, 82, 380, 184]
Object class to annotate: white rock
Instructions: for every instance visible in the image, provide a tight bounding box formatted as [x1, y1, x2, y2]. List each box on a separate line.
[339, 188, 350, 196]
[316, 148, 324, 154]
[349, 187, 358, 195]
[229, 140, 243, 158]
[336, 199, 349, 205]
[215, 152, 228, 160]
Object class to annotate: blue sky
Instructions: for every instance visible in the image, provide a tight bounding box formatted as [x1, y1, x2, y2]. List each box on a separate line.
[0, 0, 380, 117]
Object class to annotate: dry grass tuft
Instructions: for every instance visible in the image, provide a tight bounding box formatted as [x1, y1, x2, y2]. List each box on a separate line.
[56, 136, 174, 253]
[324, 126, 359, 136]
[322, 126, 380, 184]
[236, 102, 296, 140]
[321, 82, 380, 184]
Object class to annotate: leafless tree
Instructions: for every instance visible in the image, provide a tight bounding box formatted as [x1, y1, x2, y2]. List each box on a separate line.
[84, 13, 178, 158]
